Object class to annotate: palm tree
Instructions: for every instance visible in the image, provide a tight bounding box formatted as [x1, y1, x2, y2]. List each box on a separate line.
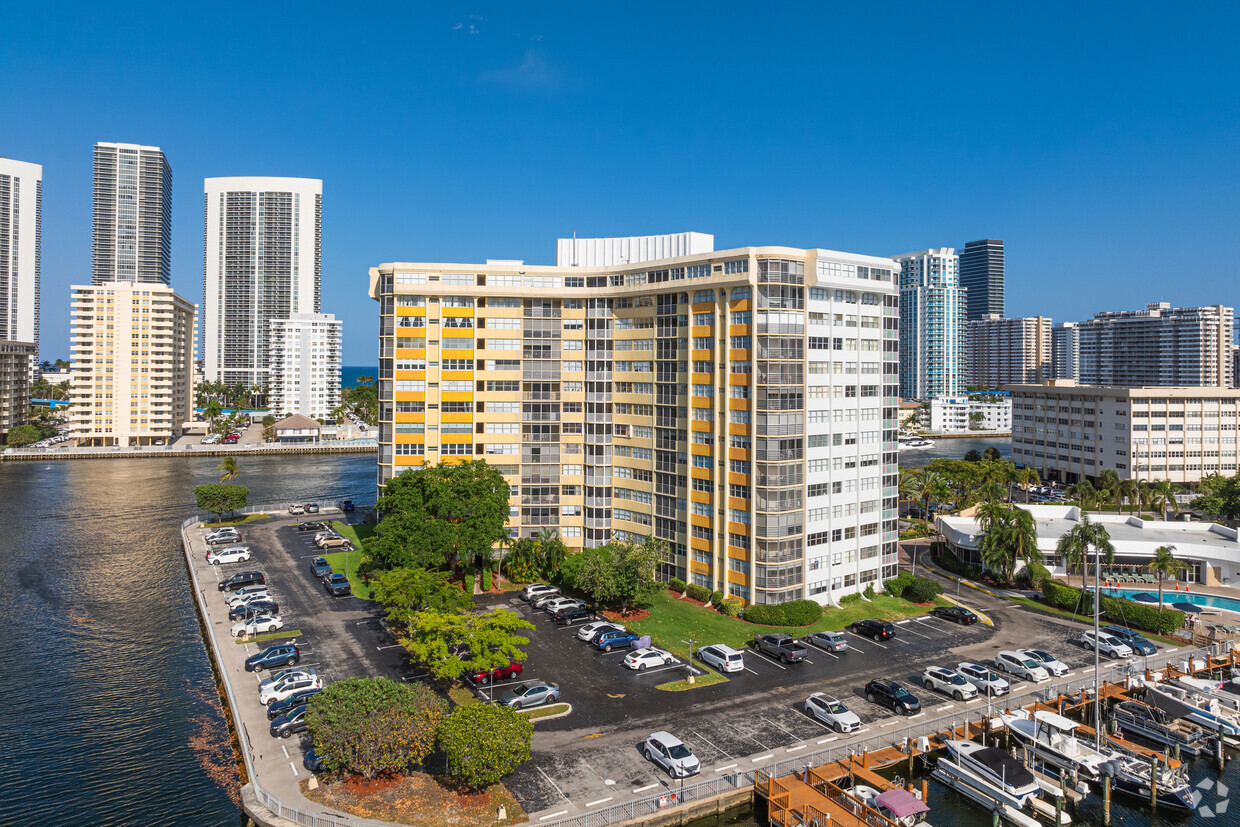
[976, 480, 1007, 505]
[204, 399, 223, 433]
[975, 503, 1040, 584]
[1097, 468, 1122, 513]
[1119, 478, 1142, 515]
[1149, 544, 1186, 607]
[1065, 479, 1097, 511]
[1056, 524, 1090, 591]
[1148, 480, 1180, 521]
[536, 528, 568, 575]
[1015, 466, 1041, 502]
[1008, 508, 1041, 582]
[1082, 515, 1115, 574]
[216, 455, 239, 483]
[899, 469, 922, 514]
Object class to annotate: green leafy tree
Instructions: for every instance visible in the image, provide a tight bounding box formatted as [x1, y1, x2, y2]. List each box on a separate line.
[983, 446, 1002, 461]
[1190, 472, 1240, 520]
[1150, 545, 1187, 608]
[964, 449, 982, 463]
[306, 677, 448, 779]
[194, 484, 249, 522]
[399, 608, 533, 682]
[978, 503, 1040, 584]
[6, 423, 44, 447]
[535, 528, 568, 575]
[375, 567, 471, 635]
[501, 538, 542, 582]
[365, 460, 510, 572]
[216, 455, 239, 483]
[575, 536, 666, 613]
[437, 703, 532, 789]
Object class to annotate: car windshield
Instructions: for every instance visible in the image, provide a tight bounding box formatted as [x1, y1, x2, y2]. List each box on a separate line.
[1021, 659, 1038, 668]
[892, 686, 912, 699]
[667, 744, 692, 759]
[827, 701, 847, 714]
[513, 684, 535, 696]
[948, 674, 966, 685]
[1030, 651, 1050, 661]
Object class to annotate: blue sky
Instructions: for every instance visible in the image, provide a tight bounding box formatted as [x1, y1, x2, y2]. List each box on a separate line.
[5, 2, 1239, 365]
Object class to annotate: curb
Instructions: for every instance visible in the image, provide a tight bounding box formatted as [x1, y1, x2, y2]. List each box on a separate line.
[939, 594, 994, 627]
[914, 552, 997, 625]
[524, 703, 573, 723]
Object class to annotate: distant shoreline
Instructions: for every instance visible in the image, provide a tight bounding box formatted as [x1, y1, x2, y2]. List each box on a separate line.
[2, 443, 376, 462]
[917, 432, 1011, 440]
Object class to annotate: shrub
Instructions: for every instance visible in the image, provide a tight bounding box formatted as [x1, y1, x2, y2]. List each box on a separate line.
[1042, 579, 1093, 614]
[1101, 595, 1184, 635]
[719, 597, 743, 617]
[863, 583, 877, 600]
[839, 592, 864, 605]
[709, 590, 724, 606]
[906, 577, 943, 604]
[1025, 560, 1053, 590]
[668, 578, 686, 594]
[685, 583, 711, 602]
[779, 599, 823, 626]
[482, 565, 492, 591]
[884, 572, 916, 598]
[743, 604, 781, 625]
[437, 703, 533, 790]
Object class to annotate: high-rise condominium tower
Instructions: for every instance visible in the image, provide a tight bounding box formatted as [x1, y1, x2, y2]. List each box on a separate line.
[966, 314, 1051, 388]
[202, 177, 322, 387]
[0, 158, 41, 370]
[897, 248, 965, 399]
[371, 239, 902, 607]
[1076, 303, 1233, 388]
[268, 313, 342, 420]
[1051, 322, 1079, 380]
[92, 143, 172, 285]
[958, 239, 1004, 321]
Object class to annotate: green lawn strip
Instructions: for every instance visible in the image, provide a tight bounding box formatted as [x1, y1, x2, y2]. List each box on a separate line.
[321, 548, 371, 600]
[1003, 595, 1188, 647]
[447, 684, 481, 707]
[234, 630, 302, 644]
[520, 702, 570, 720]
[199, 513, 269, 528]
[329, 519, 375, 547]
[623, 591, 935, 659]
[656, 670, 730, 692]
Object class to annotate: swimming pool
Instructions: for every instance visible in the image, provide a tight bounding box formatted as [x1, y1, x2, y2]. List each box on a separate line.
[1099, 586, 1240, 615]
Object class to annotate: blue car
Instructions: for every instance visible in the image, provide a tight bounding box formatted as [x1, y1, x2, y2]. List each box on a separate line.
[339, 500, 355, 512]
[244, 643, 301, 672]
[303, 748, 326, 773]
[310, 556, 333, 577]
[593, 629, 640, 652]
[1102, 625, 1157, 655]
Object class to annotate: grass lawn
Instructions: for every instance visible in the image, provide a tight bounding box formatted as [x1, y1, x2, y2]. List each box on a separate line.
[624, 590, 936, 659]
[235, 630, 302, 645]
[198, 513, 268, 528]
[656, 670, 730, 692]
[322, 520, 377, 599]
[521, 702, 570, 720]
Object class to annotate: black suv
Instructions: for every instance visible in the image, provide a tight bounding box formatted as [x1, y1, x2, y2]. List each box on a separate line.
[245, 643, 300, 673]
[851, 619, 896, 641]
[229, 599, 280, 621]
[551, 605, 592, 626]
[932, 606, 978, 625]
[219, 571, 266, 592]
[864, 679, 921, 714]
[311, 556, 333, 577]
[298, 521, 329, 532]
[267, 687, 322, 720]
[324, 573, 351, 596]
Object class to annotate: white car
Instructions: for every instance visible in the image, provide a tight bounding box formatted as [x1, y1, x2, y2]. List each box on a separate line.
[258, 667, 315, 693]
[624, 647, 676, 671]
[1082, 631, 1133, 659]
[521, 583, 560, 603]
[642, 731, 700, 778]
[1019, 648, 1069, 677]
[995, 650, 1051, 683]
[957, 662, 1010, 696]
[804, 693, 862, 733]
[231, 613, 284, 638]
[543, 597, 586, 615]
[226, 586, 270, 607]
[259, 673, 323, 706]
[578, 621, 620, 642]
[922, 667, 979, 700]
[205, 527, 239, 542]
[288, 504, 305, 515]
[697, 644, 745, 673]
[207, 546, 252, 565]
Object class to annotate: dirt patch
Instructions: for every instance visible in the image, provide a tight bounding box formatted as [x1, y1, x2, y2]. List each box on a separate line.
[601, 607, 651, 622]
[302, 771, 526, 827]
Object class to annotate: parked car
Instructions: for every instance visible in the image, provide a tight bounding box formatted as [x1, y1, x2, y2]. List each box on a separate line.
[468, 661, 524, 684]
[313, 530, 337, 543]
[497, 680, 561, 710]
[218, 571, 265, 592]
[207, 546, 252, 565]
[339, 500, 354, 512]
[593, 629, 641, 652]
[305, 503, 320, 514]
[624, 647, 675, 671]
[851, 619, 896, 641]
[259, 668, 316, 693]
[270, 705, 310, 738]
[532, 591, 568, 609]
[1018, 649, 1070, 677]
[520, 583, 559, 603]
[995, 650, 1051, 682]
[642, 731, 700, 778]
[317, 535, 353, 550]
[804, 693, 862, 733]
[206, 531, 241, 545]
[752, 633, 808, 664]
[231, 613, 284, 638]
[302, 748, 326, 773]
[259, 673, 323, 706]
[244, 643, 300, 673]
[697, 644, 745, 673]
[205, 527, 240, 543]
[805, 631, 849, 653]
[229, 599, 280, 620]
[550, 605, 592, 626]
[578, 621, 621, 643]
[323, 573, 352, 596]
[298, 521, 329, 532]
[543, 597, 586, 615]
[932, 605, 979, 625]
[310, 556, 333, 577]
[1082, 631, 1133, 659]
[864, 679, 921, 715]
[267, 688, 322, 720]
[1102, 625, 1157, 655]
[226, 586, 270, 607]
[956, 661, 1010, 696]
[922, 667, 979, 700]
[222, 436, 239, 444]
[288, 504, 305, 515]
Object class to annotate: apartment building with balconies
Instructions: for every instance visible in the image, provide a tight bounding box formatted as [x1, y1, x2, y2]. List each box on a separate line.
[0, 158, 42, 376]
[369, 240, 901, 606]
[966, 314, 1051, 388]
[0, 340, 37, 440]
[896, 248, 965, 400]
[1076, 303, 1233, 388]
[92, 143, 172, 286]
[268, 313, 342, 420]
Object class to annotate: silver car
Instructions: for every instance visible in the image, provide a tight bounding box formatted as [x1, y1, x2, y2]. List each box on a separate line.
[957, 661, 1010, 696]
[497, 680, 561, 710]
[643, 731, 700, 778]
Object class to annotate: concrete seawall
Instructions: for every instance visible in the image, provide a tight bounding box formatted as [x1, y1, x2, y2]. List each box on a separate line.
[3, 444, 376, 462]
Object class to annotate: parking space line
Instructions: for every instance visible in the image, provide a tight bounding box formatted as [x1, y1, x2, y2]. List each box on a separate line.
[289, 761, 298, 777]
[854, 728, 871, 734]
[817, 736, 838, 744]
[762, 716, 800, 739]
[804, 641, 841, 659]
[879, 720, 900, 728]
[624, 663, 685, 678]
[743, 666, 762, 675]
[714, 763, 738, 772]
[898, 624, 935, 641]
[633, 783, 659, 793]
[586, 798, 613, 808]
[844, 632, 887, 649]
[896, 619, 913, 625]
[743, 733, 771, 751]
[536, 767, 570, 802]
[689, 729, 732, 760]
[281, 746, 289, 758]
[749, 650, 788, 670]
[908, 712, 925, 719]
[376, 644, 403, 651]
[937, 704, 955, 711]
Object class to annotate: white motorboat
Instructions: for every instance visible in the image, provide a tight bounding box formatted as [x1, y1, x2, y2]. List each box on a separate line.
[898, 436, 934, 449]
[932, 749, 1048, 827]
[943, 740, 1041, 806]
[1003, 710, 1112, 781]
[1141, 680, 1240, 738]
[1105, 751, 1195, 810]
[1111, 700, 1213, 756]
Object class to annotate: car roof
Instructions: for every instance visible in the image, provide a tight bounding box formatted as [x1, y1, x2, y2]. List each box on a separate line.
[649, 730, 684, 746]
[709, 644, 743, 655]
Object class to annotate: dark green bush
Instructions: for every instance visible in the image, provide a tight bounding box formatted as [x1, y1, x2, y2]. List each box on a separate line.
[884, 572, 915, 598]
[482, 566, 492, 591]
[719, 597, 743, 617]
[906, 577, 943, 603]
[709, 590, 724, 606]
[1101, 595, 1184, 635]
[839, 592, 864, 605]
[779, 600, 824, 626]
[668, 578, 686, 594]
[685, 583, 711, 602]
[1024, 560, 1053, 590]
[743, 604, 780, 625]
[1042, 579, 1093, 614]
[863, 583, 877, 600]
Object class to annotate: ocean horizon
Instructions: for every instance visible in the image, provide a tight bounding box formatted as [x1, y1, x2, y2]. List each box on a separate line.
[342, 365, 377, 388]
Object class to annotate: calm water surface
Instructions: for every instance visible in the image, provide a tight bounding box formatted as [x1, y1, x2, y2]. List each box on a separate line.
[898, 436, 1011, 469]
[0, 453, 375, 827]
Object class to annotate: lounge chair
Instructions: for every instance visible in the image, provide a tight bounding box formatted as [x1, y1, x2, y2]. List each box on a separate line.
[1143, 573, 1157, 584]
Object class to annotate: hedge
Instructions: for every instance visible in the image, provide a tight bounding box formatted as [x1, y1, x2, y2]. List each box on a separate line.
[743, 599, 823, 627]
[934, 547, 982, 580]
[884, 572, 916, 598]
[1040, 579, 1184, 635]
[668, 578, 686, 594]
[482, 566, 492, 591]
[906, 577, 943, 603]
[709, 590, 724, 607]
[839, 592, 864, 605]
[685, 583, 711, 602]
[719, 597, 742, 617]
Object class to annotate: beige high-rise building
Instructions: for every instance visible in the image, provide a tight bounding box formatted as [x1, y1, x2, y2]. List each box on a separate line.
[966, 314, 1051, 388]
[0, 340, 36, 441]
[370, 241, 902, 606]
[70, 282, 196, 446]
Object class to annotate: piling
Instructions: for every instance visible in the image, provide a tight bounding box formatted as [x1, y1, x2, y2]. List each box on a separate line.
[1216, 735, 1225, 772]
[1055, 795, 1064, 826]
[1149, 755, 1158, 810]
[1103, 775, 1111, 826]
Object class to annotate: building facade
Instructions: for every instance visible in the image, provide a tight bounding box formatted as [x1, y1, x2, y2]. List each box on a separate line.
[0, 340, 37, 441]
[929, 394, 1012, 433]
[555, 232, 714, 267]
[268, 313, 342, 420]
[370, 244, 902, 606]
[1009, 380, 1240, 485]
[1076, 303, 1233, 388]
[958, 239, 1003, 321]
[202, 177, 322, 387]
[0, 158, 42, 373]
[1051, 322, 1079, 380]
[69, 282, 196, 446]
[92, 143, 172, 286]
[897, 248, 964, 400]
[966, 314, 1051, 388]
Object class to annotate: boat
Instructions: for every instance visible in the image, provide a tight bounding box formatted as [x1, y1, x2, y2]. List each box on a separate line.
[1141, 680, 1240, 739]
[1004, 710, 1113, 781]
[1178, 675, 1240, 713]
[932, 746, 1051, 827]
[943, 740, 1041, 805]
[898, 436, 934, 449]
[843, 784, 930, 827]
[1110, 700, 1213, 756]
[1103, 752, 1195, 810]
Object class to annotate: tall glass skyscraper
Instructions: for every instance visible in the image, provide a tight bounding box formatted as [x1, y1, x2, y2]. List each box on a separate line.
[959, 238, 1004, 321]
[92, 143, 172, 285]
[897, 248, 965, 399]
[0, 158, 41, 370]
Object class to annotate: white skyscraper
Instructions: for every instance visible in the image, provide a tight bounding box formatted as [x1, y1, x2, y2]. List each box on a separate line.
[0, 158, 41, 373]
[267, 313, 342, 420]
[202, 177, 322, 387]
[896, 248, 965, 399]
[92, 143, 172, 286]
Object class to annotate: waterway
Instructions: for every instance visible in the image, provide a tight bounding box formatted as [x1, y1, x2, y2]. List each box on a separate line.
[898, 435, 1011, 469]
[0, 452, 376, 826]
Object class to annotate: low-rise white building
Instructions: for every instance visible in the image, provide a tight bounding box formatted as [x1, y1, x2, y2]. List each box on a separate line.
[267, 313, 341, 420]
[938, 504, 1240, 588]
[929, 394, 1012, 433]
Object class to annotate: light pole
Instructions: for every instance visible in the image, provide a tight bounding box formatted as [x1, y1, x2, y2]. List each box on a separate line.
[681, 638, 697, 685]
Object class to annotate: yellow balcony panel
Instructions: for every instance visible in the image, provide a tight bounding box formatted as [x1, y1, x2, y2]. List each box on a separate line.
[441, 371, 474, 381]
[396, 307, 427, 316]
[689, 513, 711, 528]
[729, 349, 751, 361]
[728, 447, 750, 461]
[728, 472, 750, 486]
[728, 299, 752, 312]
[728, 496, 748, 510]
[439, 434, 473, 444]
[440, 412, 473, 423]
[728, 521, 750, 535]
[394, 435, 426, 444]
[689, 561, 712, 575]
[440, 391, 473, 403]
[691, 397, 712, 409]
[691, 325, 713, 337]
[728, 399, 750, 411]
[690, 443, 712, 457]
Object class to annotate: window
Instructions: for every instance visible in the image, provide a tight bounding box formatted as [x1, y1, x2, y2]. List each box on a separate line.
[730, 336, 752, 349]
[443, 359, 474, 371]
[730, 310, 752, 325]
[693, 289, 715, 303]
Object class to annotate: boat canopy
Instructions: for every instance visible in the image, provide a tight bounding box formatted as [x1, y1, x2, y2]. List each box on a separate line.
[1143, 687, 1197, 721]
[874, 789, 930, 818]
[1033, 710, 1079, 730]
[970, 745, 1037, 787]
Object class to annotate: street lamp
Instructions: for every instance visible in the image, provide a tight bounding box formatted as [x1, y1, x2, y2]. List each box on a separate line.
[680, 638, 697, 685]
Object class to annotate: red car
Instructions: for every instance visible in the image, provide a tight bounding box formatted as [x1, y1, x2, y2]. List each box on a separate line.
[469, 661, 524, 684]
[223, 436, 239, 444]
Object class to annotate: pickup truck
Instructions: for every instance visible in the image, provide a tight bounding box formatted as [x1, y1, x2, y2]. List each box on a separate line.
[751, 633, 808, 664]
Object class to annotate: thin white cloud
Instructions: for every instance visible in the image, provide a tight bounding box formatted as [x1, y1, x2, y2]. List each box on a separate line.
[480, 49, 562, 90]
